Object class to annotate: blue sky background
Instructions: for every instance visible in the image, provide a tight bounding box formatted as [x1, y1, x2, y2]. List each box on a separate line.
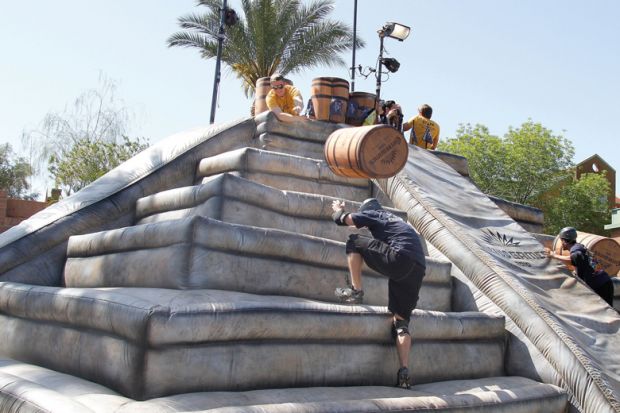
[1, 0, 619, 197]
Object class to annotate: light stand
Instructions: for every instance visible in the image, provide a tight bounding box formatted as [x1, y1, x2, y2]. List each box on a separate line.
[375, 31, 386, 108]
[374, 22, 411, 116]
[209, 1, 238, 124]
[350, 0, 358, 92]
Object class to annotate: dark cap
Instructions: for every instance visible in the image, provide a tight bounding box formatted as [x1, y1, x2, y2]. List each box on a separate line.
[359, 198, 382, 212]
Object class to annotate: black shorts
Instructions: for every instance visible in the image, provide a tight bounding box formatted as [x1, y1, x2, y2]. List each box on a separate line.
[594, 280, 614, 307]
[346, 234, 426, 320]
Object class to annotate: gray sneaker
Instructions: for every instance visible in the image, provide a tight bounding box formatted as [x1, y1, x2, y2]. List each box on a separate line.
[396, 367, 411, 389]
[334, 287, 364, 304]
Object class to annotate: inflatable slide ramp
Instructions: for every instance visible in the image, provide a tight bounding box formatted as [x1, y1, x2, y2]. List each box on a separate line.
[378, 142, 620, 413]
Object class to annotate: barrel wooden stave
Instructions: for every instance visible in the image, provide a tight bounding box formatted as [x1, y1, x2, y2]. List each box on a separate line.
[577, 232, 620, 275]
[346, 92, 377, 126]
[324, 125, 408, 179]
[254, 77, 272, 115]
[311, 77, 349, 123]
[552, 237, 574, 271]
[324, 129, 368, 178]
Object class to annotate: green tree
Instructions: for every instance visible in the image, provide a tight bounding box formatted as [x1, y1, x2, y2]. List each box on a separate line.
[541, 173, 610, 235]
[0, 144, 36, 200]
[439, 120, 614, 235]
[502, 121, 574, 204]
[436, 124, 507, 198]
[439, 120, 574, 205]
[168, 0, 363, 96]
[21, 75, 132, 183]
[48, 136, 149, 195]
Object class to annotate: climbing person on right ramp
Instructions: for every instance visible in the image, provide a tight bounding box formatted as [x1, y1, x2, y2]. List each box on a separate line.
[546, 226, 614, 306]
[331, 197, 427, 389]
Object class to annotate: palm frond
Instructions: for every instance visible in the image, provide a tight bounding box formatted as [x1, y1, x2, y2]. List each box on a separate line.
[177, 12, 217, 34]
[196, 0, 224, 12]
[169, 0, 363, 98]
[167, 32, 213, 51]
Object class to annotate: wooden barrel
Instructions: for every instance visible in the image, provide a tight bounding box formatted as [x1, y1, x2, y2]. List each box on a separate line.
[254, 77, 272, 116]
[324, 125, 408, 178]
[552, 231, 620, 275]
[311, 77, 349, 123]
[346, 92, 377, 126]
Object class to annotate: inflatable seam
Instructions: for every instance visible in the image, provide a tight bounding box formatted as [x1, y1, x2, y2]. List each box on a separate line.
[380, 173, 620, 412]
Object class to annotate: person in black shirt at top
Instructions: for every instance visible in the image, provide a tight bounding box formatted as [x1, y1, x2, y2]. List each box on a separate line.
[331, 197, 426, 389]
[546, 226, 614, 306]
[379, 100, 403, 131]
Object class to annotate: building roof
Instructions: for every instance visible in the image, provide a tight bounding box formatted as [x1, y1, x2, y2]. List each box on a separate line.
[576, 154, 616, 172]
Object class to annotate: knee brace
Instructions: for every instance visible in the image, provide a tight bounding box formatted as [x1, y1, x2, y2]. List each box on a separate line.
[345, 234, 360, 255]
[391, 318, 410, 340]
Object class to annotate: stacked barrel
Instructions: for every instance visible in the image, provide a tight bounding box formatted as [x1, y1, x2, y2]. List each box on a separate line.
[310, 77, 350, 123]
[255, 75, 380, 127]
[346, 92, 378, 126]
[253, 77, 271, 116]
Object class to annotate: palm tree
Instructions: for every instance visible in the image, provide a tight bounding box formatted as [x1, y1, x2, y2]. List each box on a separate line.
[168, 0, 364, 97]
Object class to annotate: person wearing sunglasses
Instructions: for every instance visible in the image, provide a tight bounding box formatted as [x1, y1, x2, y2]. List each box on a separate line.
[265, 73, 304, 118]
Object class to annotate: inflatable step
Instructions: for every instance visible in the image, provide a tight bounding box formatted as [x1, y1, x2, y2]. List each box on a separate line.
[64, 216, 452, 311]
[195, 147, 371, 201]
[0, 358, 567, 412]
[255, 130, 325, 160]
[254, 110, 344, 146]
[253, 114, 329, 159]
[0, 286, 505, 400]
[253, 111, 339, 160]
[135, 173, 405, 244]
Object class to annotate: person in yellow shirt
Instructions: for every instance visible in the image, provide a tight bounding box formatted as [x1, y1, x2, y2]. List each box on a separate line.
[265, 73, 303, 118]
[402, 104, 440, 150]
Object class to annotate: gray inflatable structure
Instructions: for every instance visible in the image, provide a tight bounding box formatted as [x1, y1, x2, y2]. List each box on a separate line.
[0, 111, 616, 412]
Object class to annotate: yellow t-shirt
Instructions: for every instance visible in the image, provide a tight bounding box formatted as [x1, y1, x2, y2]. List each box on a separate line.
[403, 115, 440, 150]
[266, 85, 302, 115]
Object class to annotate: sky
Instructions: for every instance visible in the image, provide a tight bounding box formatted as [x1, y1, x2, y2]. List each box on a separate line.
[1, 0, 619, 199]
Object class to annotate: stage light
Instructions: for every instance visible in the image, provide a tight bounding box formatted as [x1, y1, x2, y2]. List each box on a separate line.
[382, 22, 411, 41]
[374, 21, 410, 114]
[224, 8, 238, 27]
[381, 58, 400, 73]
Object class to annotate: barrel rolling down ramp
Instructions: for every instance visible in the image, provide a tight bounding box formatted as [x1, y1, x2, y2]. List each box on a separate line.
[324, 125, 408, 179]
[376, 145, 620, 413]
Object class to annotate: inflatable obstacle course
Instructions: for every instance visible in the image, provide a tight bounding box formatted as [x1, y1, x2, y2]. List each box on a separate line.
[1, 110, 613, 412]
